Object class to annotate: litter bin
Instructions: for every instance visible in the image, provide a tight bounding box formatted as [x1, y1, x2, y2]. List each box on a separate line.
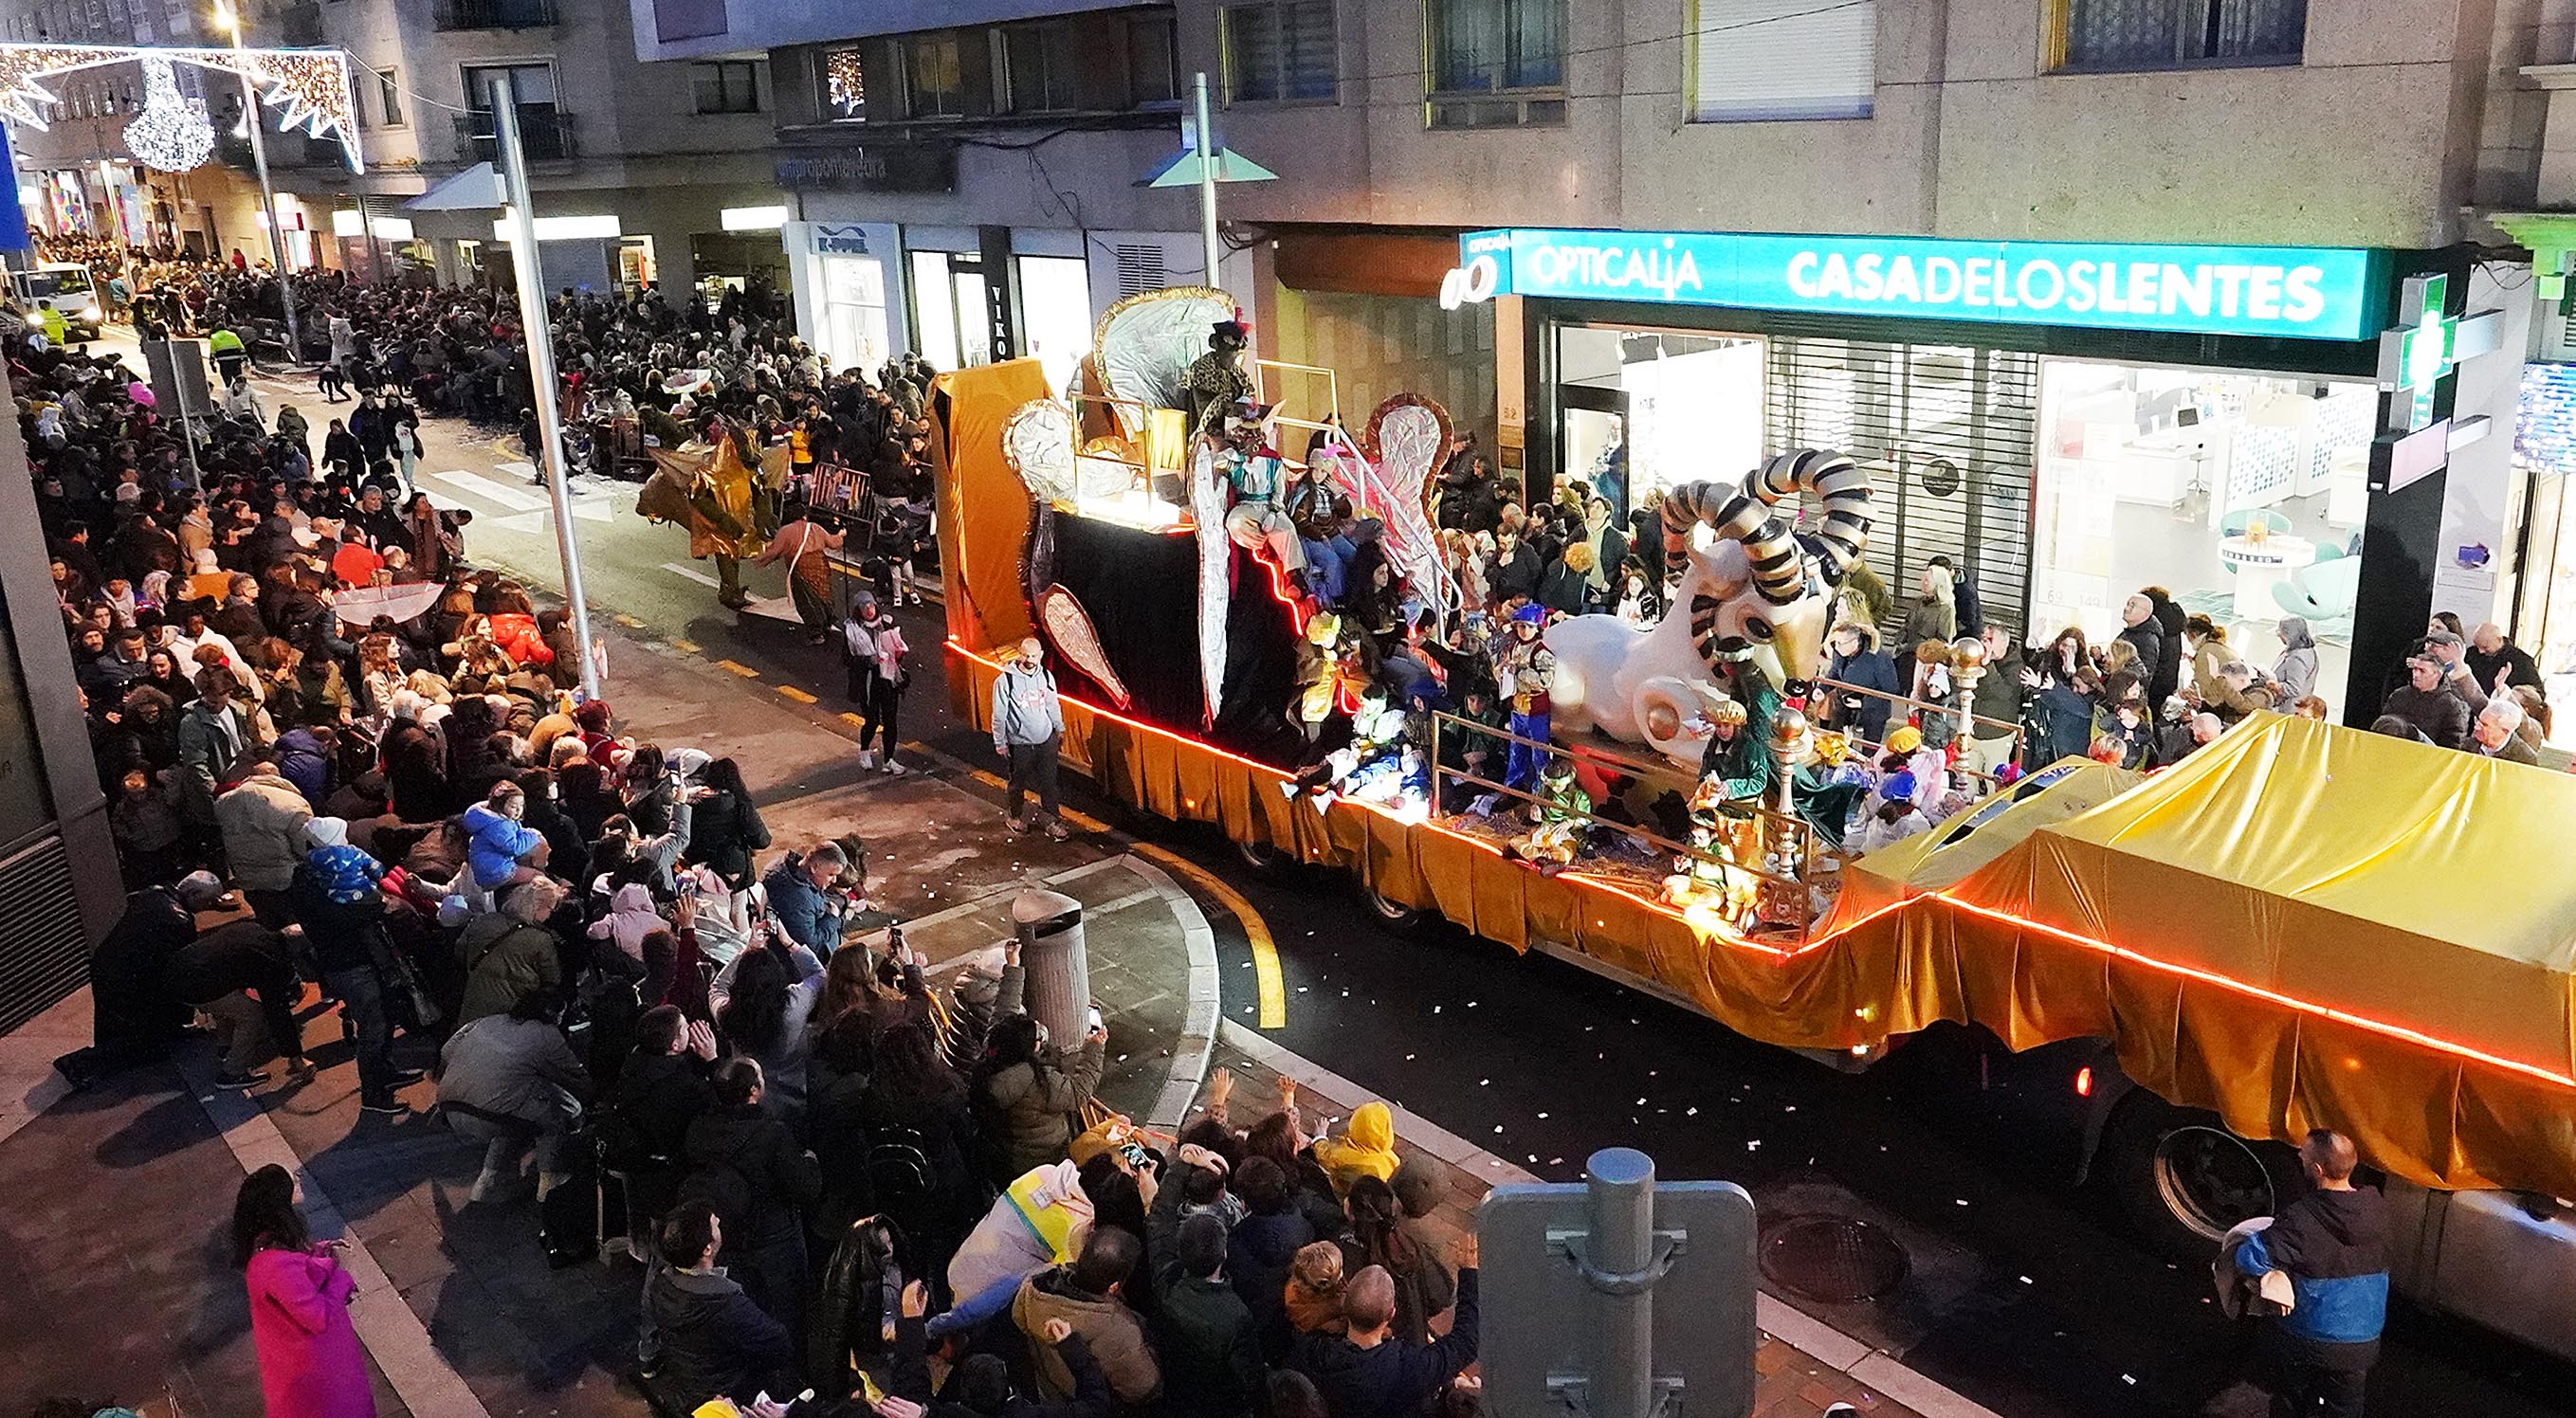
[1013, 887, 1089, 1046]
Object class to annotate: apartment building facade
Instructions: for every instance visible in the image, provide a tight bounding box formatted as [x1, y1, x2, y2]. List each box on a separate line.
[646, 0, 2576, 716]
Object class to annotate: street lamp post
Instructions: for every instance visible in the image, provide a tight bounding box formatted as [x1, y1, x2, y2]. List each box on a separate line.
[488, 78, 600, 700]
[213, 2, 299, 359]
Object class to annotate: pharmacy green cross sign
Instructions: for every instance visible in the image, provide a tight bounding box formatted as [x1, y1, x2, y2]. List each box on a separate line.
[2379, 273, 2459, 435]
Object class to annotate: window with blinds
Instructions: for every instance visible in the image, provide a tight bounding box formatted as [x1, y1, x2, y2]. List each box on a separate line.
[1221, 0, 1338, 104]
[2057, 0, 2307, 71]
[1765, 336, 2039, 641]
[1690, 0, 1874, 123]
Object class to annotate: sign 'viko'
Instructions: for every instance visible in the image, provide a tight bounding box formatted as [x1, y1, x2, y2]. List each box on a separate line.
[1447, 228, 2382, 342]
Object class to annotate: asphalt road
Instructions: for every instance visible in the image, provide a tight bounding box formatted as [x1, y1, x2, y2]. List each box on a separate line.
[183, 342, 2571, 1418]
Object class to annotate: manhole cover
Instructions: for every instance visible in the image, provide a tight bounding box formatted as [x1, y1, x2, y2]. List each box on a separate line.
[1759, 1215, 1910, 1303]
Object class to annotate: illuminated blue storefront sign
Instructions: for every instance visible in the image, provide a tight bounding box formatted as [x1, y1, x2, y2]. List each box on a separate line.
[1449, 228, 2382, 341]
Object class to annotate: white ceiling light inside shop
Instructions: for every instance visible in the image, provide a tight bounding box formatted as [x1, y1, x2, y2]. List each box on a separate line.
[721, 205, 789, 231]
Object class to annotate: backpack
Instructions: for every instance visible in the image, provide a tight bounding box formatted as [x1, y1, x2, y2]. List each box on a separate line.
[866, 1128, 936, 1209]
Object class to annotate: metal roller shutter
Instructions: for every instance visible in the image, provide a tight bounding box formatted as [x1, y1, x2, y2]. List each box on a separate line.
[0, 833, 84, 1035]
[1764, 336, 2038, 643]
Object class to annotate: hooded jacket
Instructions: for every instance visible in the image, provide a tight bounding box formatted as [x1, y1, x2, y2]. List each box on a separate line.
[1012, 1268, 1161, 1407]
[455, 912, 562, 1026]
[587, 882, 664, 963]
[301, 819, 384, 905]
[462, 801, 543, 890]
[1290, 1267, 1482, 1418]
[2273, 617, 2320, 706]
[644, 1263, 794, 1406]
[214, 773, 314, 891]
[760, 851, 846, 956]
[1312, 1101, 1401, 1194]
[2232, 1187, 2388, 1349]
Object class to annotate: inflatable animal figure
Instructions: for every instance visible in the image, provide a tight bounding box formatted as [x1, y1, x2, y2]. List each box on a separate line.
[1545, 449, 1872, 769]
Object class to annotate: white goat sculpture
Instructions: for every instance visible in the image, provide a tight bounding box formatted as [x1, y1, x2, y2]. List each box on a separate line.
[1545, 449, 1874, 769]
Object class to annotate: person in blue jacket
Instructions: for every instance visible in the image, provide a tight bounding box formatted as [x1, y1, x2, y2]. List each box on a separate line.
[463, 780, 546, 894]
[1820, 622, 1902, 748]
[761, 840, 851, 958]
[2233, 1129, 2387, 1418]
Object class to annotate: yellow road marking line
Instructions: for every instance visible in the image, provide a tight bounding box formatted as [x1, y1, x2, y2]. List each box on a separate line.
[776, 685, 817, 703]
[953, 757, 1285, 1029]
[716, 659, 759, 678]
[668, 638, 701, 653]
[840, 713, 868, 727]
[612, 614, 646, 628]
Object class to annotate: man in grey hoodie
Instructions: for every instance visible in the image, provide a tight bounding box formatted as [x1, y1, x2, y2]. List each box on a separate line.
[992, 637, 1069, 841]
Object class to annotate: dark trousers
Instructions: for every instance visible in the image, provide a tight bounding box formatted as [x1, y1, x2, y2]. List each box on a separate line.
[2262, 1327, 2375, 1418]
[855, 680, 901, 754]
[245, 887, 296, 930]
[322, 965, 396, 1105]
[1006, 736, 1061, 822]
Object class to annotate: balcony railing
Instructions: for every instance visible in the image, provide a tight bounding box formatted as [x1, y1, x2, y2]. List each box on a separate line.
[433, 0, 557, 30]
[453, 106, 576, 163]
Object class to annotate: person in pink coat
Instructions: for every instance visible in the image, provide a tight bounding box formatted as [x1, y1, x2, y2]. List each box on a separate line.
[233, 1164, 375, 1418]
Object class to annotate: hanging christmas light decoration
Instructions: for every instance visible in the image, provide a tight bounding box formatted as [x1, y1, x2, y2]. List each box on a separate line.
[121, 56, 214, 173]
[0, 42, 363, 172]
[824, 47, 865, 118]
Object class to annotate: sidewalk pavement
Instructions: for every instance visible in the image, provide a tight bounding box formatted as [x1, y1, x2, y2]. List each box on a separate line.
[0, 616, 2002, 1418]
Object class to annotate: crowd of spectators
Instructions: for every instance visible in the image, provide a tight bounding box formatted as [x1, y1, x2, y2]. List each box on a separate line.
[39, 256, 1482, 1418]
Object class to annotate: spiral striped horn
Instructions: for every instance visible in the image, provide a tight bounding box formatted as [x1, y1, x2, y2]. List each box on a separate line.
[1659, 448, 1873, 608]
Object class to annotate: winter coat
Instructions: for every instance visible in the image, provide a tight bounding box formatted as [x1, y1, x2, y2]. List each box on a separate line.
[1535, 559, 1591, 616]
[2273, 617, 2320, 706]
[378, 721, 448, 823]
[760, 851, 846, 956]
[1822, 647, 1902, 745]
[1229, 1207, 1319, 1357]
[245, 1246, 373, 1418]
[2380, 684, 2471, 751]
[1488, 543, 1542, 605]
[2232, 1188, 2388, 1348]
[1290, 1267, 1482, 1418]
[644, 1265, 795, 1407]
[977, 1038, 1107, 1180]
[454, 915, 563, 1025]
[176, 698, 258, 811]
[1153, 1272, 1266, 1418]
[682, 787, 769, 888]
[436, 1013, 590, 1121]
[707, 945, 824, 1124]
[2115, 620, 2165, 693]
[2032, 682, 2097, 767]
[683, 1102, 822, 1249]
[2146, 594, 2187, 707]
[1014, 1268, 1162, 1407]
[273, 727, 335, 809]
[462, 802, 543, 890]
[215, 773, 315, 892]
[587, 882, 665, 965]
[1901, 596, 1955, 652]
[1312, 1101, 1401, 1193]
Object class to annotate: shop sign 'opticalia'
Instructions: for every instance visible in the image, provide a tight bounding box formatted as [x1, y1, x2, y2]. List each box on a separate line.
[1447, 228, 2381, 341]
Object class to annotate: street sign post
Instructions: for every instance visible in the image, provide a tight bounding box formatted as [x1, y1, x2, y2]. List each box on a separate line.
[1478, 1148, 1757, 1418]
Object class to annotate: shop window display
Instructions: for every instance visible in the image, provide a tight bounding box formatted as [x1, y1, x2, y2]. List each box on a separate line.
[2033, 360, 2372, 716]
[1554, 324, 1762, 515]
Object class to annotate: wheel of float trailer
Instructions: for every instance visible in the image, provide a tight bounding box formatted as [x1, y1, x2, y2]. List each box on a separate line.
[1361, 880, 1426, 932]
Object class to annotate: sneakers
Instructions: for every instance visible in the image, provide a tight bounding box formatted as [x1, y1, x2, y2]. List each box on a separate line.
[360, 1098, 409, 1117]
[212, 1068, 266, 1090]
[857, 750, 878, 772]
[880, 757, 906, 777]
[1009, 814, 1032, 834]
[1042, 820, 1070, 843]
[388, 1067, 427, 1088]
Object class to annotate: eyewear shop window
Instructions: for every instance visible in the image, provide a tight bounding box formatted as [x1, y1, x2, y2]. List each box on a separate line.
[1550, 325, 2369, 712]
[2035, 361, 2371, 712]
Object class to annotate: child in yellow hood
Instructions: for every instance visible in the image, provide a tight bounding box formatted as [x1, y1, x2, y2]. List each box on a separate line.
[1312, 1100, 1401, 1194]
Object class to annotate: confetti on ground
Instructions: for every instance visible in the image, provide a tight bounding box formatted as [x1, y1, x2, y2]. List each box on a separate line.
[1432, 1005, 1442, 1014]
[1536, 1111, 1548, 1118]
[2019, 1276, 2032, 1284]
[1956, 1198, 1969, 1206]
[1405, 1053, 1416, 1061]
[1747, 1139, 1762, 1151]
[1686, 1107, 1698, 1117]
[1493, 1125, 1503, 1134]
[1478, 1079, 1489, 1086]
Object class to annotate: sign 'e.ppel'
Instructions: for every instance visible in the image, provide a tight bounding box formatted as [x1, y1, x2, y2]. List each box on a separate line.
[1447, 228, 2380, 342]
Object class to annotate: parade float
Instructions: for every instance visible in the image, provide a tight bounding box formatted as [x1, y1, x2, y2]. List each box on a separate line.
[934, 287, 2576, 1206]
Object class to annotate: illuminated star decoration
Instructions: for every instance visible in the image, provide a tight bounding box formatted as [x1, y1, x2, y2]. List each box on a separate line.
[0, 43, 363, 173]
[122, 56, 215, 173]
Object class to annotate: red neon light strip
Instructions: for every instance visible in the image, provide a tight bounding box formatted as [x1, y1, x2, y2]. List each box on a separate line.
[952, 639, 2576, 1090]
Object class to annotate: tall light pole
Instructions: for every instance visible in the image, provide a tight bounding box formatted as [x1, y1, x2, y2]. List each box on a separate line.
[489, 78, 599, 700]
[212, 2, 300, 358]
